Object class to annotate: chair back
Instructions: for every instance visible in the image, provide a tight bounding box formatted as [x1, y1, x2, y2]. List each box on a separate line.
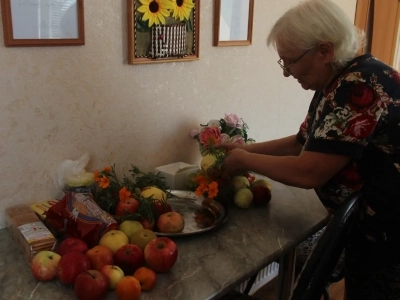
[290, 191, 362, 300]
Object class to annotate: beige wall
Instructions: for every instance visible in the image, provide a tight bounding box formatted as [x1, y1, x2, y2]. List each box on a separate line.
[0, 0, 356, 228]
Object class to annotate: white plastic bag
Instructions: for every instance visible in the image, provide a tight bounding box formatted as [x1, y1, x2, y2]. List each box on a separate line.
[55, 153, 95, 190]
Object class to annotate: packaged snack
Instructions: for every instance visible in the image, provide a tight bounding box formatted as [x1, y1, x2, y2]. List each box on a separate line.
[5, 205, 56, 265]
[45, 189, 118, 247]
[30, 199, 59, 221]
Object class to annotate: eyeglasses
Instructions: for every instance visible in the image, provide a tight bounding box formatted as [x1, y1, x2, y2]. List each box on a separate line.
[277, 48, 313, 74]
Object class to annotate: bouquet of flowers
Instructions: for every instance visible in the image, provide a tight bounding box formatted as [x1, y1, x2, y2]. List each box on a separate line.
[189, 113, 255, 204]
[92, 165, 172, 224]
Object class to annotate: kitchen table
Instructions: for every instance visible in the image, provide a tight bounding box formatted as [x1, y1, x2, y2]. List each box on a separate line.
[0, 180, 329, 300]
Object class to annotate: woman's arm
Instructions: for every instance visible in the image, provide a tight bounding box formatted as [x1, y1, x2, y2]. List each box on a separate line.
[222, 135, 304, 156]
[221, 149, 352, 189]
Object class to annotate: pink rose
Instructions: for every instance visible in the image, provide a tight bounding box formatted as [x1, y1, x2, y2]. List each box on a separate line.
[190, 129, 199, 138]
[199, 127, 221, 148]
[219, 133, 230, 144]
[229, 135, 245, 145]
[224, 113, 243, 128]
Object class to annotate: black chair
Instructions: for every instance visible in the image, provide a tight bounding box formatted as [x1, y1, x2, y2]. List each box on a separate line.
[290, 191, 362, 300]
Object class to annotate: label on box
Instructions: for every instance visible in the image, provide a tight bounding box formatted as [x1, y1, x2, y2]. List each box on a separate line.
[18, 221, 54, 244]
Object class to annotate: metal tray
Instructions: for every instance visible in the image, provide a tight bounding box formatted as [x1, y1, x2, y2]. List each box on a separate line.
[155, 190, 228, 237]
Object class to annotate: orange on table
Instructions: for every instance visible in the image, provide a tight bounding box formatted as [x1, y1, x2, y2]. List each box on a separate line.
[133, 266, 157, 291]
[115, 276, 141, 300]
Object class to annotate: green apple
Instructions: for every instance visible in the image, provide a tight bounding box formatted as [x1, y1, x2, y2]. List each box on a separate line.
[98, 230, 129, 254]
[252, 179, 272, 191]
[140, 186, 167, 202]
[200, 154, 217, 171]
[119, 220, 144, 240]
[234, 188, 254, 209]
[231, 176, 250, 191]
[130, 229, 157, 251]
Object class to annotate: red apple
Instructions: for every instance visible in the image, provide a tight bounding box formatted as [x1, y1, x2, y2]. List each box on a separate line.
[139, 218, 155, 230]
[74, 270, 109, 300]
[157, 212, 185, 233]
[133, 266, 157, 291]
[115, 197, 140, 216]
[31, 250, 61, 281]
[86, 245, 114, 271]
[58, 251, 92, 285]
[114, 244, 144, 274]
[144, 237, 178, 273]
[154, 201, 172, 217]
[251, 185, 272, 206]
[58, 237, 89, 256]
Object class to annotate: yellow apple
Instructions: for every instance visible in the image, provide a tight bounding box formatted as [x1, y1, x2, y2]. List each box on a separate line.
[98, 230, 129, 254]
[231, 176, 250, 191]
[200, 154, 217, 171]
[100, 264, 125, 289]
[234, 188, 254, 209]
[119, 220, 144, 240]
[140, 187, 167, 202]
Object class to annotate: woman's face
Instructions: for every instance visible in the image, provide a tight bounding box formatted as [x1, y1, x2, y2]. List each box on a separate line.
[277, 43, 335, 91]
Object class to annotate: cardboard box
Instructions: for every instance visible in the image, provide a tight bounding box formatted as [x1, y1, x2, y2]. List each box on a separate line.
[155, 162, 199, 190]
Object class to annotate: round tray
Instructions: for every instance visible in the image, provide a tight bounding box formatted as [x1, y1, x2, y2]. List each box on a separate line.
[154, 190, 228, 237]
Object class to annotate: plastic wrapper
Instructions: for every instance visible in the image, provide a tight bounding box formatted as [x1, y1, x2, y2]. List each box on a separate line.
[45, 188, 118, 247]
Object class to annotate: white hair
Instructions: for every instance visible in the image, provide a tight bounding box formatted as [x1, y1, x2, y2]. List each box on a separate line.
[267, 0, 365, 70]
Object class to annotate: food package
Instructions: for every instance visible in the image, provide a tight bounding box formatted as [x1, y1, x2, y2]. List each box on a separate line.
[45, 189, 118, 247]
[30, 199, 59, 221]
[5, 205, 57, 265]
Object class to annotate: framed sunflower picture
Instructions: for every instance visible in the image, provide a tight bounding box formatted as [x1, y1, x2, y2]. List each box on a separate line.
[127, 0, 200, 65]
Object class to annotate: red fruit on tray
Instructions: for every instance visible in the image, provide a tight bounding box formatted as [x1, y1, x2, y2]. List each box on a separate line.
[115, 197, 140, 216]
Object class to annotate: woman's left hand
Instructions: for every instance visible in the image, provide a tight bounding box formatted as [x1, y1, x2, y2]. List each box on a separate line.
[221, 148, 250, 176]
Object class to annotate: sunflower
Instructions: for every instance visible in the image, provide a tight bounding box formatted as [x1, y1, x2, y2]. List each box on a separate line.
[137, 0, 173, 27]
[170, 0, 194, 21]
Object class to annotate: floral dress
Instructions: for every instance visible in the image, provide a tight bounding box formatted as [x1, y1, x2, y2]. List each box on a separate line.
[296, 54, 400, 299]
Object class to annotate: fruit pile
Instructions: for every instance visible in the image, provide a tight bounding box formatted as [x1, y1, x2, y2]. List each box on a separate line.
[31, 221, 178, 300]
[232, 176, 272, 208]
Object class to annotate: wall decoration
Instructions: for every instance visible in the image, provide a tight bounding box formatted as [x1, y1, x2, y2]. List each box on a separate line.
[213, 0, 254, 46]
[0, 0, 84, 47]
[127, 0, 200, 65]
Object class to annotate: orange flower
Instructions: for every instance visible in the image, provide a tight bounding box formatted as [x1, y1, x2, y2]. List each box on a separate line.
[119, 187, 132, 202]
[195, 175, 207, 184]
[99, 175, 110, 189]
[93, 170, 100, 182]
[195, 182, 208, 197]
[207, 181, 218, 199]
[103, 166, 112, 172]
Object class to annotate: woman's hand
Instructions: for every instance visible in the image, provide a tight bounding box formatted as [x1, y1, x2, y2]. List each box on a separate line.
[221, 148, 250, 176]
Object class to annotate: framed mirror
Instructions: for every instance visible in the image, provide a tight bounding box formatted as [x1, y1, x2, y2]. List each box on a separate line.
[213, 0, 254, 46]
[1, 0, 85, 47]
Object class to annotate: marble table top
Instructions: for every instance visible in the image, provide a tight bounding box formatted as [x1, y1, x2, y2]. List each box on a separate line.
[0, 180, 329, 300]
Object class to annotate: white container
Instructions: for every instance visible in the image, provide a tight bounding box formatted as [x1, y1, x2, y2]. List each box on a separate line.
[155, 162, 199, 190]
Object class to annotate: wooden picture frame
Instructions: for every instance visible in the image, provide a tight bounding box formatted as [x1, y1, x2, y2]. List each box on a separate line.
[127, 0, 200, 65]
[1, 0, 85, 47]
[213, 0, 254, 46]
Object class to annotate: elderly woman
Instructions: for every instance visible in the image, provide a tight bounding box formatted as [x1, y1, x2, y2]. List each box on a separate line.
[220, 0, 400, 299]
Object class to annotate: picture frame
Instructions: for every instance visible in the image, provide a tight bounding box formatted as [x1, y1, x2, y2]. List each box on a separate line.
[213, 0, 254, 46]
[127, 0, 200, 65]
[1, 0, 85, 47]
